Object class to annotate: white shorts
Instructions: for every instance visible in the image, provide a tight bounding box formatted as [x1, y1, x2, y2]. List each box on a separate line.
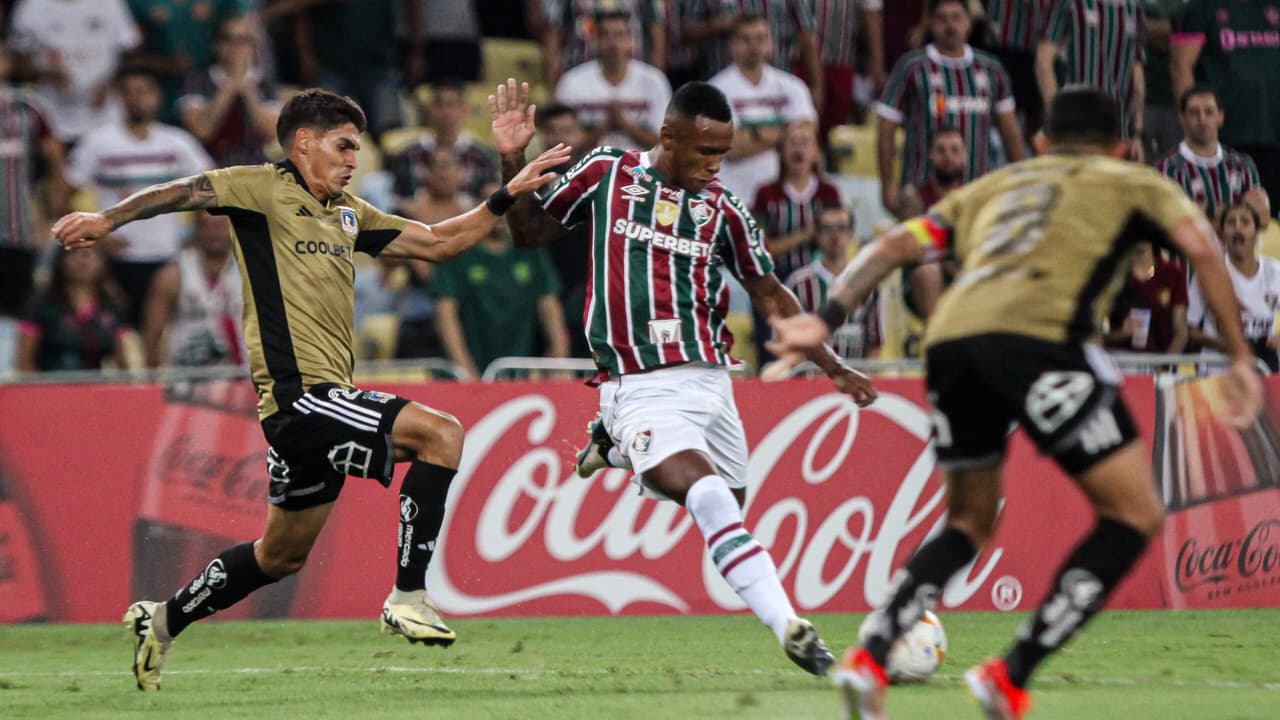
[598, 364, 749, 500]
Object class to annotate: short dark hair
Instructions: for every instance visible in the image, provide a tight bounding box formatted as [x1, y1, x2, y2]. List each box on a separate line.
[276, 89, 366, 149]
[536, 103, 577, 129]
[818, 203, 855, 229]
[929, 0, 969, 14]
[115, 65, 160, 88]
[1043, 85, 1121, 145]
[667, 81, 732, 124]
[931, 126, 965, 145]
[594, 9, 631, 27]
[1218, 201, 1262, 232]
[430, 80, 466, 101]
[1179, 83, 1223, 114]
[733, 12, 768, 33]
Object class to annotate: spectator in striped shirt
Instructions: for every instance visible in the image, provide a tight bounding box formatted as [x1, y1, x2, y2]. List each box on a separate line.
[808, 0, 885, 145]
[541, 0, 666, 86]
[1037, 0, 1148, 161]
[983, 0, 1052, 139]
[752, 123, 841, 284]
[877, 0, 1024, 217]
[784, 203, 881, 359]
[388, 82, 499, 205]
[0, 40, 68, 319]
[900, 127, 965, 318]
[1155, 83, 1270, 228]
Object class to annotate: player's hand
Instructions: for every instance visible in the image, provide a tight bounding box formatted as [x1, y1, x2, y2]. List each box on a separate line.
[767, 313, 832, 354]
[1218, 357, 1263, 429]
[829, 364, 878, 407]
[489, 77, 536, 157]
[505, 143, 572, 196]
[51, 212, 112, 251]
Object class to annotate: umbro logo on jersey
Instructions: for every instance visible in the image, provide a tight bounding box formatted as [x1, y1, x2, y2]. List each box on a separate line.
[296, 206, 313, 217]
[620, 184, 650, 201]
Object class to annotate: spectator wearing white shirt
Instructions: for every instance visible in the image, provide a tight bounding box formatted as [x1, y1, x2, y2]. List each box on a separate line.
[709, 13, 817, 203]
[555, 10, 672, 151]
[66, 68, 213, 326]
[7, 0, 139, 144]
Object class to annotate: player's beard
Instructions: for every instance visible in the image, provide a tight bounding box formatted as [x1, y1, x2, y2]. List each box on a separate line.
[934, 168, 964, 186]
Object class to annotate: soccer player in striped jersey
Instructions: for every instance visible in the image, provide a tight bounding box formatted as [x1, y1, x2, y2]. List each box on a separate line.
[983, 0, 1053, 137]
[1155, 83, 1270, 228]
[877, 0, 1025, 217]
[494, 77, 876, 676]
[784, 204, 881, 360]
[1036, 0, 1147, 161]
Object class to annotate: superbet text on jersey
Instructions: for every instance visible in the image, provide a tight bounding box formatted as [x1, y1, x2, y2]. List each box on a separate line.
[539, 147, 774, 376]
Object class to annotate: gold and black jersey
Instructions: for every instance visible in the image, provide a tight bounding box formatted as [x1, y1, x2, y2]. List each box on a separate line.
[206, 162, 407, 419]
[923, 154, 1203, 349]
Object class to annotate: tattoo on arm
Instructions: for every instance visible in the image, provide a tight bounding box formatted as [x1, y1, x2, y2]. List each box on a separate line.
[103, 174, 218, 230]
[502, 152, 566, 249]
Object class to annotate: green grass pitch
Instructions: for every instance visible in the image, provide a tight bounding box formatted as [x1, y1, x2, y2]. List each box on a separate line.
[1, 610, 1277, 719]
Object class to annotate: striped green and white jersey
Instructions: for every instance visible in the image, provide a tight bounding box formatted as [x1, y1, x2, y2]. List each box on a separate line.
[1156, 142, 1261, 221]
[1043, 0, 1147, 137]
[986, 0, 1053, 53]
[540, 147, 775, 376]
[785, 259, 881, 359]
[876, 44, 1016, 188]
[807, 0, 881, 66]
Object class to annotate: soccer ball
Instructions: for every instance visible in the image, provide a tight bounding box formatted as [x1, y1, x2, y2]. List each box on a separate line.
[856, 610, 948, 684]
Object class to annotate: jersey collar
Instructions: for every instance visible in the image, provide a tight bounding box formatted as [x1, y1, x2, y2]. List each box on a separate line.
[277, 160, 344, 207]
[1178, 141, 1224, 167]
[925, 43, 975, 68]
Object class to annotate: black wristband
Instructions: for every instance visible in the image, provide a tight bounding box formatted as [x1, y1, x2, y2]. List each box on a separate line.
[817, 299, 850, 332]
[486, 185, 516, 216]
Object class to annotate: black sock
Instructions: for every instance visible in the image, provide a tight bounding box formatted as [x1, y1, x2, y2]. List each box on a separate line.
[1005, 518, 1148, 688]
[865, 527, 977, 666]
[395, 462, 456, 592]
[165, 541, 277, 637]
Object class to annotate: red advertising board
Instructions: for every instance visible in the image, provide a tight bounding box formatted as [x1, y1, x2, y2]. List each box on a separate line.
[0, 375, 1275, 624]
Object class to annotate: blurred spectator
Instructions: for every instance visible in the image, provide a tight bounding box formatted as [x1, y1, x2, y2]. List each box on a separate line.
[883, 0, 927, 68]
[752, 123, 840, 283]
[399, 147, 474, 221]
[390, 81, 499, 203]
[663, 0, 703, 88]
[1104, 241, 1188, 354]
[295, 0, 402, 137]
[67, 69, 213, 327]
[7, 0, 139, 143]
[17, 246, 132, 372]
[534, 104, 593, 358]
[900, 128, 965, 319]
[179, 16, 279, 166]
[701, 0, 823, 108]
[878, 0, 1022, 217]
[710, 14, 817, 203]
[0, 40, 68, 319]
[1156, 84, 1270, 228]
[983, 0, 1050, 140]
[1141, 0, 1192, 161]
[1189, 203, 1280, 372]
[809, 0, 885, 144]
[125, 0, 251, 125]
[542, 0, 666, 86]
[405, 0, 482, 85]
[784, 203, 880, 359]
[1172, 0, 1280, 210]
[353, 253, 401, 328]
[433, 223, 567, 379]
[555, 10, 672, 150]
[140, 212, 243, 368]
[1037, 0, 1147, 161]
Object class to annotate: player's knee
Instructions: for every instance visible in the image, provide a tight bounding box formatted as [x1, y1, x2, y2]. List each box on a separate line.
[255, 545, 310, 578]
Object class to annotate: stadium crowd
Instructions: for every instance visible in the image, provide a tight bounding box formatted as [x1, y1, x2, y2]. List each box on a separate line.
[0, 0, 1277, 376]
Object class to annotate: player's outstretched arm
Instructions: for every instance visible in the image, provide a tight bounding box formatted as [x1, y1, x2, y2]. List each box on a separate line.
[53, 174, 217, 251]
[380, 143, 572, 264]
[489, 77, 570, 249]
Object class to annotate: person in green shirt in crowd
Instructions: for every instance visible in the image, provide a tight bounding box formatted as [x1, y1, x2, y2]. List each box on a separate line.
[433, 222, 569, 379]
[126, 0, 252, 124]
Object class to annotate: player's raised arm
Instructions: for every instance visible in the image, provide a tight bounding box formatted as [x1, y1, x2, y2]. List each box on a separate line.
[379, 142, 572, 263]
[489, 77, 574, 249]
[52, 174, 217, 251]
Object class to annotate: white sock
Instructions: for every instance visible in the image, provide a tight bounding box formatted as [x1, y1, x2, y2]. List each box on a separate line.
[606, 446, 631, 468]
[685, 475, 795, 643]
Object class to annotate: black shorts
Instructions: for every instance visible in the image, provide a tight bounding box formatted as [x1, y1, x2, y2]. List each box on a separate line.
[925, 334, 1138, 475]
[261, 383, 411, 510]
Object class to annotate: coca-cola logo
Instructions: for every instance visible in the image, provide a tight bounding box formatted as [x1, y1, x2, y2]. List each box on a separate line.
[160, 434, 263, 506]
[427, 393, 1008, 615]
[1174, 519, 1280, 593]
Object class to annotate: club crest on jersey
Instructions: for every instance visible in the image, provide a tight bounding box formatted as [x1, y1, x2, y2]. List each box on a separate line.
[655, 200, 680, 226]
[632, 429, 652, 454]
[338, 206, 358, 237]
[620, 184, 650, 201]
[688, 198, 714, 226]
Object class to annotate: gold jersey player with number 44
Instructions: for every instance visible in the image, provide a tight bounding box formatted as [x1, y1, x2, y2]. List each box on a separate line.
[771, 86, 1262, 720]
